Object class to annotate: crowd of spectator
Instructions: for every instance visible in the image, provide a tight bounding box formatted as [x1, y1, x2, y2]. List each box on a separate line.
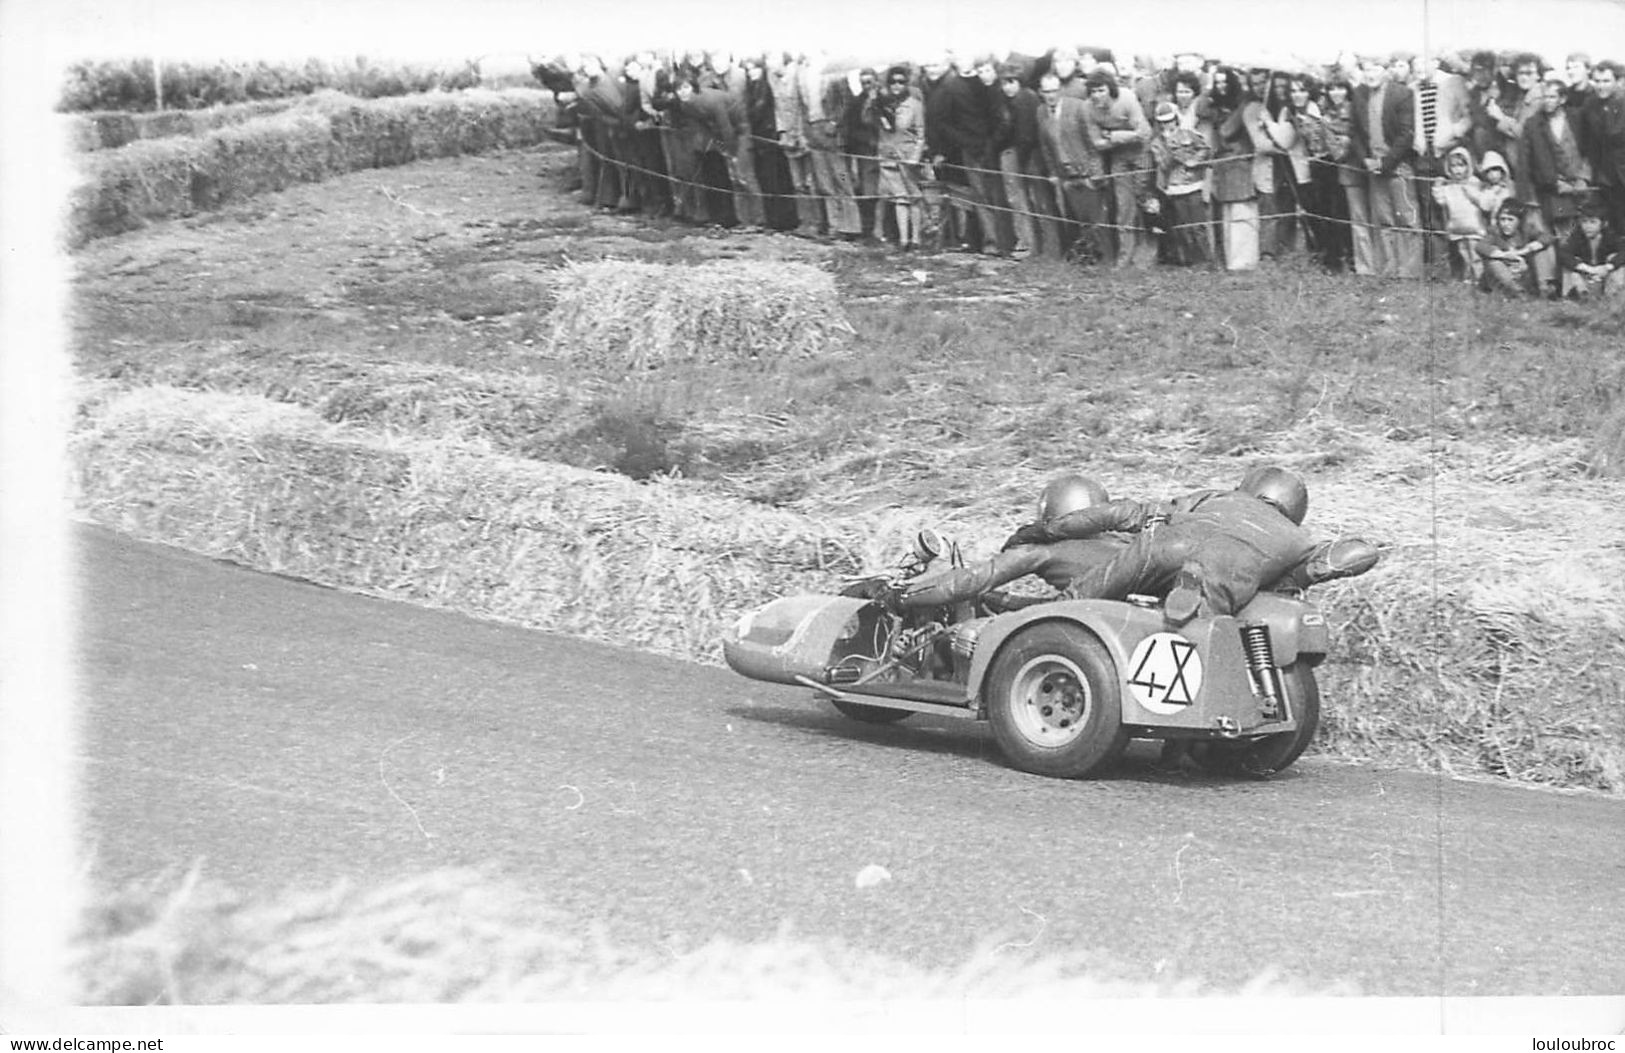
[532, 45, 1625, 301]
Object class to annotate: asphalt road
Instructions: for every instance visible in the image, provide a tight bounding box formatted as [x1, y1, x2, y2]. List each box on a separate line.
[75, 524, 1625, 997]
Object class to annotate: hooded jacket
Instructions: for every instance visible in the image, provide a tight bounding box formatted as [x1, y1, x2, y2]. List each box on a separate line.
[1431, 146, 1487, 238]
[1474, 150, 1517, 220]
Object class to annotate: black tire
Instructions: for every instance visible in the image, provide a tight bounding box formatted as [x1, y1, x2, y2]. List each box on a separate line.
[831, 699, 913, 724]
[985, 623, 1127, 778]
[1190, 662, 1321, 777]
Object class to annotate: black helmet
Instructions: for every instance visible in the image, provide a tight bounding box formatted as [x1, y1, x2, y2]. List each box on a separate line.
[1037, 474, 1109, 521]
[1239, 465, 1308, 525]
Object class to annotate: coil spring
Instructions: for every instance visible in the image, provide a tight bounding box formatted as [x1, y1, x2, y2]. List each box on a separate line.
[1241, 622, 1282, 717]
[1240, 622, 1275, 671]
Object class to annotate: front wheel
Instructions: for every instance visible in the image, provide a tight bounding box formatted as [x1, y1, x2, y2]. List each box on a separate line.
[831, 699, 913, 724]
[985, 623, 1126, 778]
[1189, 662, 1321, 777]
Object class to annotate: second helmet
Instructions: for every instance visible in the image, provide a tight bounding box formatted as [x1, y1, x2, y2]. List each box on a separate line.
[1037, 474, 1110, 522]
[1239, 465, 1309, 525]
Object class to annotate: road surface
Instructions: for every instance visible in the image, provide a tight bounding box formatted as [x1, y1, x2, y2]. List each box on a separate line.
[76, 525, 1625, 996]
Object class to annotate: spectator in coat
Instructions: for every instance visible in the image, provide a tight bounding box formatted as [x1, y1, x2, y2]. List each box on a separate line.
[932, 54, 1006, 254]
[743, 56, 801, 231]
[1036, 70, 1107, 261]
[1588, 61, 1625, 238]
[1523, 74, 1595, 238]
[765, 52, 823, 233]
[843, 68, 884, 240]
[1556, 203, 1625, 298]
[995, 62, 1063, 258]
[1316, 74, 1359, 272]
[575, 55, 628, 211]
[1209, 66, 1260, 270]
[675, 76, 767, 228]
[1409, 52, 1473, 268]
[800, 52, 865, 239]
[1350, 53, 1423, 278]
[1503, 53, 1548, 196]
[622, 54, 672, 218]
[1252, 72, 1302, 258]
[1083, 67, 1154, 266]
[873, 65, 927, 250]
[1465, 50, 1514, 170]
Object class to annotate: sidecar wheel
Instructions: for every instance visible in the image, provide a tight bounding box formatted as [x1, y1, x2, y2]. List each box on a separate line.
[986, 623, 1126, 778]
[1190, 662, 1321, 777]
[830, 699, 913, 724]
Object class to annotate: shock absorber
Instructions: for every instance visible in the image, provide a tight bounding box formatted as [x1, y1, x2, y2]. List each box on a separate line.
[1240, 622, 1283, 719]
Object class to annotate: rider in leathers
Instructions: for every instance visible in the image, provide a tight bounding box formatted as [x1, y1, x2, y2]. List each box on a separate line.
[1002, 465, 1379, 623]
[892, 474, 1129, 611]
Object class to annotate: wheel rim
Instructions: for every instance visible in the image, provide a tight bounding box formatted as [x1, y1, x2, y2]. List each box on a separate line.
[1007, 654, 1094, 747]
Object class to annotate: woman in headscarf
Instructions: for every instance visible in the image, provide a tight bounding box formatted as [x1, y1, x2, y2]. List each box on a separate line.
[873, 64, 928, 250]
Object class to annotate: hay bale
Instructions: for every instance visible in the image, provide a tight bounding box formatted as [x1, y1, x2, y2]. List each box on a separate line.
[72, 386, 861, 661]
[201, 113, 335, 205]
[542, 259, 854, 369]
[68, 89, 552, 245]
[69, 136, 214, 243]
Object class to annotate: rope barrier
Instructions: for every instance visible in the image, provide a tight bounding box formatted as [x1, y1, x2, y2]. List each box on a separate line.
[572, 131, 1468, 240]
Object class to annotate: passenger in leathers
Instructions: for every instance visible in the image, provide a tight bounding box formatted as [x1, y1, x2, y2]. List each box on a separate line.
[892, 475, 1127, 612]
[1001, 466, 1379, 624]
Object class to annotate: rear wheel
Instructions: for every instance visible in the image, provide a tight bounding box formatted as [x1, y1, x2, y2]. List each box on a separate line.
[1189, 662, 1321, 777]
[830, 699, 913, 724]
[985, 623, 1126, 778]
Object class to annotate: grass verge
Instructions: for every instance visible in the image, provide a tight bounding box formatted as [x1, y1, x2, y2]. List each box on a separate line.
[76, 864, 1349, 1003]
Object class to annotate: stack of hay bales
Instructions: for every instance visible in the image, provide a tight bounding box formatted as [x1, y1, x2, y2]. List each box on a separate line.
[541, 259, 853, 370]
[67, 99, 300, 152]
[72, 386, 860, 660]
[68, 88, 554, 245]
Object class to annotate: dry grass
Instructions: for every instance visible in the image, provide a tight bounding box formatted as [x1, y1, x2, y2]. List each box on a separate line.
[76, 865, 1346, 1004]
[541, 259, 853, 370]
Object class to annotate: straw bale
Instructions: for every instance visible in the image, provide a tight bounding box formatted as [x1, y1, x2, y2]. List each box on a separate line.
[542, 259, 853, 369]
[69, 89, 552, 245]
[196, 114, 336, 208]
[73, 387, 860, 662]
[100, 345, 576, 453]
[70, 136, 214, 243]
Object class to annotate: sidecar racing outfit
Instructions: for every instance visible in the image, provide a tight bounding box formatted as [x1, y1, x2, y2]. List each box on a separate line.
[1010, 489, 1378, 622]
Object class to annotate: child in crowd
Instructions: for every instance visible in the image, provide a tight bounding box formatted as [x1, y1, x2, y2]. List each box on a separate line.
[1556, 204, 1625, 299]
[1431, 146, 1487, 282]
[1477, 200, 1556, 297]
[1148, 100, 1213, 266]
[1475, 152, 1517, 229]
